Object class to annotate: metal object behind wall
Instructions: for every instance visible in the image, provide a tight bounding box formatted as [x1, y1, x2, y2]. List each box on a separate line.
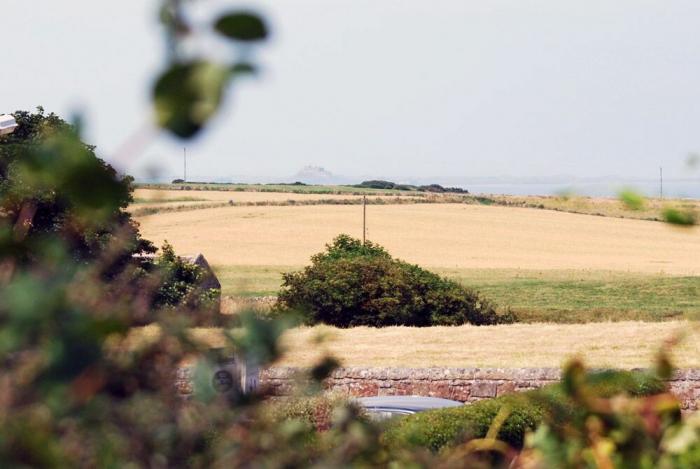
[210, 353, 260, 397]
[176, 351, 261, 399]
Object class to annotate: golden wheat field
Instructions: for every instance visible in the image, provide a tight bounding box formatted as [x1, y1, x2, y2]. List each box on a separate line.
[131, 188, 407, 208]
[490, 194, 700, 221]
[136, 203, 700, 274]
[179, 321, 700, 368]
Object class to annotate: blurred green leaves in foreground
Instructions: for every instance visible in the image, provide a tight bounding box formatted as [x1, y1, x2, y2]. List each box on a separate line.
[617, 188, 698, 227]
[618, 188, 646, 211]
[662, 207, 697, 227]
[215, 12, 268, 42]
[1, 0, 700, 467]
[154, 62, 231, 139]
[2, 118, 699, 469]
[154, 5, 267, 138]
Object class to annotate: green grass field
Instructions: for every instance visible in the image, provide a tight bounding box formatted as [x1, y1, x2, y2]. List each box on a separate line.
[215, 265, 289, 297]
[214, 265, 700, 323]
[440, 269, 700, 323]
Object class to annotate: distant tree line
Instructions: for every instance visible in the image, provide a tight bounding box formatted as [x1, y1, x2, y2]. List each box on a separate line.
[354, 180, 469, 193]
[167, 179, 468, 193]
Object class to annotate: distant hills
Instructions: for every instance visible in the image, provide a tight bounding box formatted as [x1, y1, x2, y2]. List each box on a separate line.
[285, 168, 469, 193]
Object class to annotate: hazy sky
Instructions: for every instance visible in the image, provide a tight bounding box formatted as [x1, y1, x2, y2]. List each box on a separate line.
[3, 0, 700, 182]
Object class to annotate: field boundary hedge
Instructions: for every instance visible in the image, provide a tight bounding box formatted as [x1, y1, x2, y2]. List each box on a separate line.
[131, 195, 473, 217]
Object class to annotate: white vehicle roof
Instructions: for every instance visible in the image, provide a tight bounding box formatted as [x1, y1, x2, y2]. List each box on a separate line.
[355, 395, 463, 413]
[0, 114, 18, 134]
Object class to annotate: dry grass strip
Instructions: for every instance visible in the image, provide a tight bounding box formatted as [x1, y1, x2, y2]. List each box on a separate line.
[187, 321, 698, 369]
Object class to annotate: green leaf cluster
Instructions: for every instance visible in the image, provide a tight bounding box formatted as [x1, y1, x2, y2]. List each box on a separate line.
[0, 109, 154, 268]
[663, 207, 697, 226]
[153, 6, 267, 138]
[150, 241, 221, 318]
[383, 369, 667, 452]
[618, 188, 646, 211]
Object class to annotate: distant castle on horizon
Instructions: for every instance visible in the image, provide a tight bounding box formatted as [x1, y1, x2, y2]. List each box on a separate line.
[292, 165, 337, 184]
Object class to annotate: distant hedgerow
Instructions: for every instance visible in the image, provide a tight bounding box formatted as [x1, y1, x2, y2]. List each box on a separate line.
[276, 235, 512, 327]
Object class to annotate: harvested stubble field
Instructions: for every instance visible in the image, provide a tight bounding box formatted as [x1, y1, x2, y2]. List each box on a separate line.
[129, 188, 437, 217]
[136, 203, 700, 274]
[183, 321, 700, 369]
[131, 188, 408, 208]
[488, 194, 700, 222]
[132, 188, 408, 205]
[133, 197, 700, 366]
[135, 184, 700, 220]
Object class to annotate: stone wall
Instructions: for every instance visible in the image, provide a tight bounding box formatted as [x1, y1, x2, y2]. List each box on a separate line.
[261, 367, 700, 412]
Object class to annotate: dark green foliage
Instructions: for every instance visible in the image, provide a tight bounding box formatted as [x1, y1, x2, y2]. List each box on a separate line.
[356, 180, 401, 190]
[0, 114, 219, 463]
[418, 183, 448, 193]
[214, 12, 268, 42]
[277, 235, 509, 327]
[153, 61, 230, 139]
[383, 369, 667, 452]
[151, 242, 221, 316]
[231, 62, 258, 76]
[519, 360, 690, 467]
[153, 7, 267, 139]
[388, 394, 544, 452]
[619, 188, 646, 211]
[662, 207, 697, 226]
[418, 184, 468, 193]
[268, 181, 308, 186]
[354, 180, 469, 193]
[1, 109, 218, 323]
[0, 109, 155, 271]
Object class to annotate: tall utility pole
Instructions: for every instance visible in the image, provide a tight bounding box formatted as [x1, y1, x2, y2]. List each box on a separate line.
[659, 166, 663, 199]
[183, 147, 187, 182]
[362, 195, 367, 244]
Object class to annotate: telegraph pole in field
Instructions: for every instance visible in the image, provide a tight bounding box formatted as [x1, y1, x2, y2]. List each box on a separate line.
[183, 147, 187, 182]
[362, 195, 367, 244]
[659, 166, 663, 199]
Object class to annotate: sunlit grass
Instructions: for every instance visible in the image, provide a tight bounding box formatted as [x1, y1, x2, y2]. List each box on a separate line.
[132, 196, 207, 204]
[216, 266, 700, 323]
[487, 193, 700, 222]
[183, 321, 700, 369]
[439, 268, 700, 323]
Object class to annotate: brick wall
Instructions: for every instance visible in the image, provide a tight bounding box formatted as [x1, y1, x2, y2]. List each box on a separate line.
[261, 367, 700, 412]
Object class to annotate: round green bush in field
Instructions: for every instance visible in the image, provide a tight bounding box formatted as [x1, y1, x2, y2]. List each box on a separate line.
[276, 235, 511, 327]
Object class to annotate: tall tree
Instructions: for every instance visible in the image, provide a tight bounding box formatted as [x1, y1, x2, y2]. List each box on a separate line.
[0, 107, 155, 272]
